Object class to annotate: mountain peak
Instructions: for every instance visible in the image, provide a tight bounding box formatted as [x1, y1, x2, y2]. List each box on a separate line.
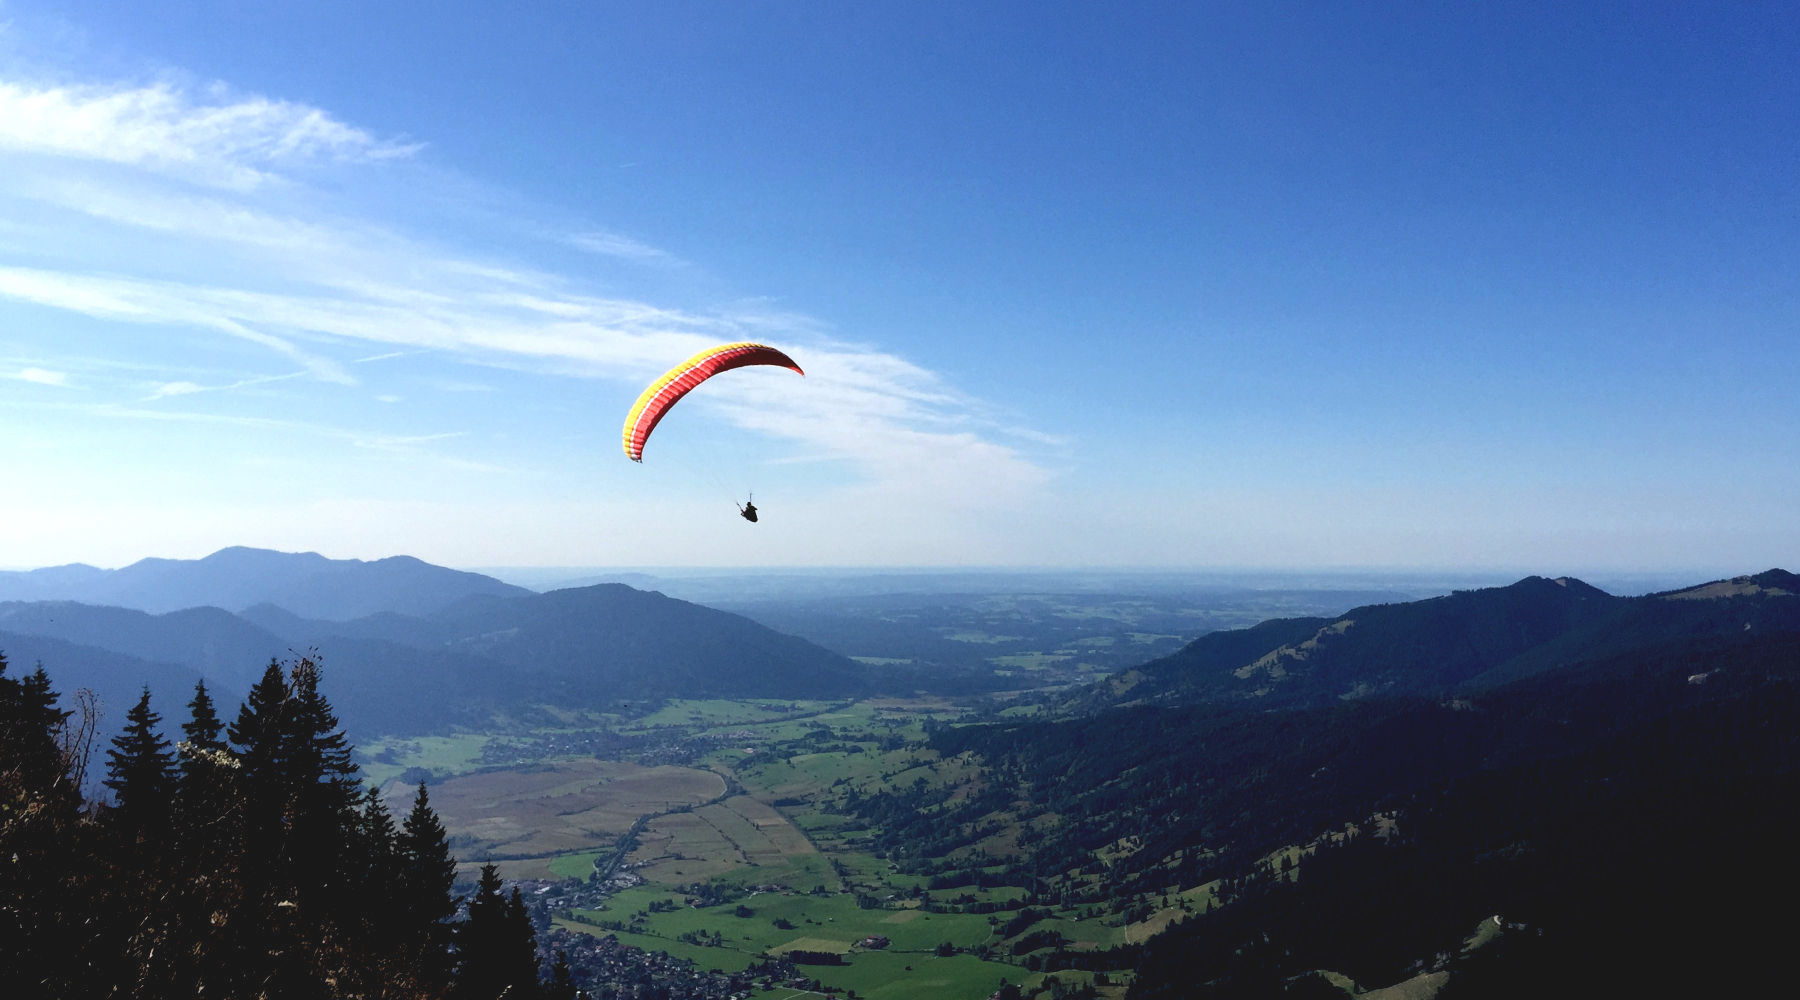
[1501, 575, 1609, 598]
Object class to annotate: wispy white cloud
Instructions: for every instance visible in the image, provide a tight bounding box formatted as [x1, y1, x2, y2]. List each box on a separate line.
[139, 368, 306, 400]
[567, 230, 680, 264]
[0, 268, 353, 383]
[14, 366, 69, 386]
[148, 380, 204, 398]
[0, 79, 420, 189]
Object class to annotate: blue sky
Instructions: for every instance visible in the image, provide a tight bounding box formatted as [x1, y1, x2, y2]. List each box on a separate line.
[0, 1, 1795, 572]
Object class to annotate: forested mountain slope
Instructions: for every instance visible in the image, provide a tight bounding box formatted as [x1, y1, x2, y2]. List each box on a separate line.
[1097, 571, 1797, 709]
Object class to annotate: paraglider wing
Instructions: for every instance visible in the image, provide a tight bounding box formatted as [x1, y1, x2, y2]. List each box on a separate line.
[622, 342, 804, 461]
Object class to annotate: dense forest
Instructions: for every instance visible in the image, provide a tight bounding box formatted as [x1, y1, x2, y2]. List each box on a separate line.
[0, 651, 564, 1000]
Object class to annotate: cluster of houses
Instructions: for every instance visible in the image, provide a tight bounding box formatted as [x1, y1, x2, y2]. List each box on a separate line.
[534, 925, 813, 999]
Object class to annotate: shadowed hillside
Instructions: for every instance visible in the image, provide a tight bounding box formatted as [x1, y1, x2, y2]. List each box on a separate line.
[1097, 572, 1798, 709]
[0, 582, 874, 738]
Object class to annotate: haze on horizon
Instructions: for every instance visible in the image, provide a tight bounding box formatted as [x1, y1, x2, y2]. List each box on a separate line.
[2, 2, 1795, 574]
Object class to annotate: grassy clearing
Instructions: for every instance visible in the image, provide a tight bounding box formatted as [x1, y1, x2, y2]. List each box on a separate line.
[810, 950, 1004, 1000]
[358, 733, 493, 787]
[940, 631, 1022, 643]
[989, 652, 1074, 669]
[546, 850, 607, 880]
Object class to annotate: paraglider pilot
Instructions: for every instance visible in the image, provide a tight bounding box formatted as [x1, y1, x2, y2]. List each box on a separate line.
[738, 495, 758, 522]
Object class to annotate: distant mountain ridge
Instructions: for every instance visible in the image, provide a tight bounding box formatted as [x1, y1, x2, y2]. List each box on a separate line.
[1096, 570, 1800, 710]
[0, 582, 873, 738]
[0, 546, 532, 619]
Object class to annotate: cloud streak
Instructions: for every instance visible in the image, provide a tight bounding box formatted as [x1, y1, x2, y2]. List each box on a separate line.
[567, 230, 681, 264]
[0, 79, 420, 189]
[14, 366, 70, 386]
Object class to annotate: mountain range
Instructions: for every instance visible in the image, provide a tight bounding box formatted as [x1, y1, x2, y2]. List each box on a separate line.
[0, 546, 532, 619]
[0, 548, 870, 737]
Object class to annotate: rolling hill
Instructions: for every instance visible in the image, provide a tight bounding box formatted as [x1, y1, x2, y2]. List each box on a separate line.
[0, 581, 874, 739]
[1095, 570, 1799, 709]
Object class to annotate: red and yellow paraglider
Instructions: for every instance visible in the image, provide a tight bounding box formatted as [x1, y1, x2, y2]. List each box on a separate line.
[621, 341, 804, 462]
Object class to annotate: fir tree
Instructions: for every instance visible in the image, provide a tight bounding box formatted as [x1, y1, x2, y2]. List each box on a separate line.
[352, 786, 403, 943]
[281, 656, 357, 795]
[278, 656, 360, 914]
[1, 660, 72, 792]
[0, 653, 85, 1000]
[398, 781, 459, 992]
[455, 863, 541, 999]
[103, 687, 176, 840]
[228, 660, 291, 903]
[175, 679, 239, 847]
[229, 660, 291, 787]
[503, 886, 542, 996]
[182, 679, 226, 751]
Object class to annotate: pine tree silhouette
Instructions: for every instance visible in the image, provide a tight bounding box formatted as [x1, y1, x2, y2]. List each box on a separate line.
[455, 863, 543, 999]
[104, 687, 175, 842]
[398, 781, 459, 992]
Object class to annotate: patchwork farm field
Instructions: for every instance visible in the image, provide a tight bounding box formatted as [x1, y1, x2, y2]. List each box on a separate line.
[401, 759, 726, 877]
[404, 696, 1148, 997]
[629, 795, 824, 884]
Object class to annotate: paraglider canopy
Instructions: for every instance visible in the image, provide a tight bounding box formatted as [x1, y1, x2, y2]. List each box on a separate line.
[621, 342, 804, 462]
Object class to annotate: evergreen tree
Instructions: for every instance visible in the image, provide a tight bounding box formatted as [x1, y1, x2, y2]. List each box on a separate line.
[455, 863, 541, 1000]
[175, 680, 239, 847]
[104, 687, 176, 840]
[182, 679, 226, 751]
[281, 656, 357, 795]
[229, 660, 291, 788]
[398, 781, 459, 991]
[228, 660, 290, 900]
[358, 786, 402, 892]
[352, 786, 404, 941]
[278, 656, 360, 914]
[0, 653, 85, 1000]
[503, 886, 542, 996]
[2, 660, 72, 792]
